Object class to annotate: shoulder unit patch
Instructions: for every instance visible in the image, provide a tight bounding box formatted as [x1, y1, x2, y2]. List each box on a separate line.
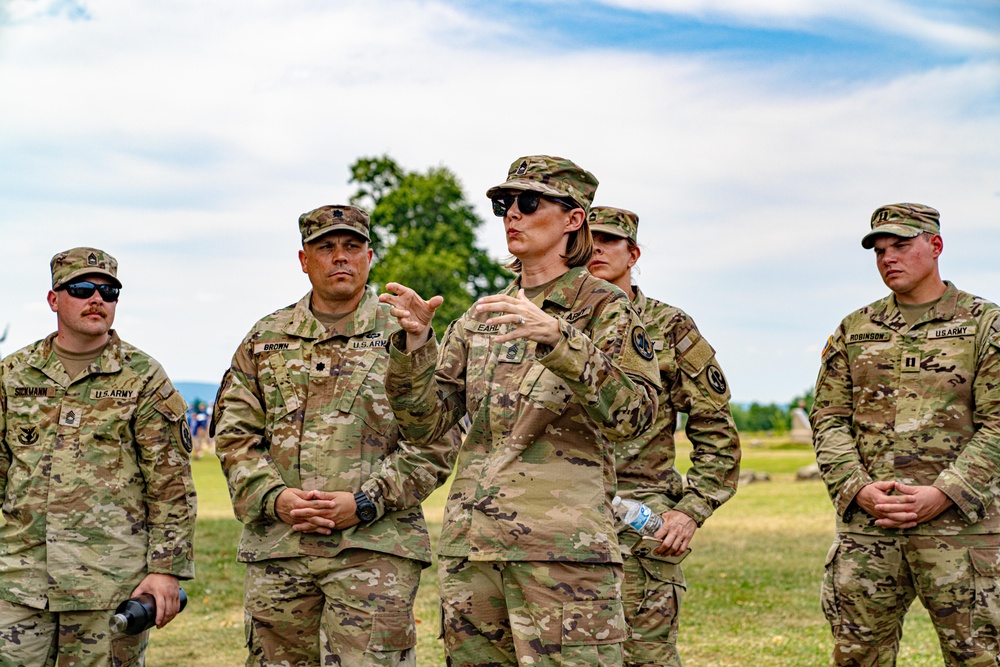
[631, 326, 654, 361]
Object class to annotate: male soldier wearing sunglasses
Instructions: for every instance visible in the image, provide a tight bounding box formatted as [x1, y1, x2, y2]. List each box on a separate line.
[0, 247, 197, 666]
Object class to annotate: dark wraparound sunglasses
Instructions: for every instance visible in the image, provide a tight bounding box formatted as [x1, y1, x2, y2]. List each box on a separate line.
[491, 191, 578, 217]
[58, 281, 121, 302]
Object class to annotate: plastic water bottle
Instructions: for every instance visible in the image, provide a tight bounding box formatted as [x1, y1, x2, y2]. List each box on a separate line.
[109, 588, 188, 635]
[613, 496, 664, 537]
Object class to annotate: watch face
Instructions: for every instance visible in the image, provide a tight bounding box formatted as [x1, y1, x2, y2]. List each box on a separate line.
[358, 505, 377, 522]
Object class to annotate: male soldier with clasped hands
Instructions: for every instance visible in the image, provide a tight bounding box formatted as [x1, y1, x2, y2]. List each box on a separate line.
[213, 205, 455, 667]
[812, 204, 1000, 665]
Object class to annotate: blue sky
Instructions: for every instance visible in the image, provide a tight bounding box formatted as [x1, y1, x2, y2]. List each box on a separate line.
[1, 0, 998, 403]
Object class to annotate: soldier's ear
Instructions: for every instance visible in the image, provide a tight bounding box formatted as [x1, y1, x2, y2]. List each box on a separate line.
[298, 249, 309, 274]
[564, 208, 585, 234]
[629, 245, 641, 268]
[930, 234, 943, 258]
[47, 290, 59, 313]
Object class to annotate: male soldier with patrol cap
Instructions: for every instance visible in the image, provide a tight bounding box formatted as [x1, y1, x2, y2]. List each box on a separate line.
[0, 247, 197, 666]
[811, 204, 1000, 665]
[586, 206, 741, 667]
[212, 205, 454, 667]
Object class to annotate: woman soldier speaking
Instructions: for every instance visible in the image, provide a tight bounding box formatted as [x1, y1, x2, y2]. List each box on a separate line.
[376, 155, 661, 667]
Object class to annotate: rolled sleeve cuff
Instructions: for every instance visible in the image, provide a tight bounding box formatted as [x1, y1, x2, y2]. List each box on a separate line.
[147, 539, 195, 580]
[673, 497, 712, 527]
[835, 469, 874, 522]
[360, 479, 387, 522]
[387, 330, 438, 406]
[934, 469, 985, 524]
[262, 484, 287, 522]
[538, 319, 585, 377]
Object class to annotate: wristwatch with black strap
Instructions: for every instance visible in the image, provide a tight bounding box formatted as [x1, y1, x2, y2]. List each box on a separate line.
[354, 491, 377, 523]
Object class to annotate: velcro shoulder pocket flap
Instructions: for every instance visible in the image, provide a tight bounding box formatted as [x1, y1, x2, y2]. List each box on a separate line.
[677, 335, 715, 378]
[155, 390, 188, 422]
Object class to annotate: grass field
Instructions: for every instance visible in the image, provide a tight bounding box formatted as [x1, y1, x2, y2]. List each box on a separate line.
[145, 439, 946, 666]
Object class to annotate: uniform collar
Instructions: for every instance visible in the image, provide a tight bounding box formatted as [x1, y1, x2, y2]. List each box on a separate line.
[511, 266, 589, 310]
[283, 288, 381, 340]
[28, 330, 124, 385]
[870, 280, 958, 329]
[632, 285, 648, 318]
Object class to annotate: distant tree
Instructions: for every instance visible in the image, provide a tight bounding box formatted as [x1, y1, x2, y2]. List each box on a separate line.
[349, 155, 511, 330]
[732, 401, 789, 434]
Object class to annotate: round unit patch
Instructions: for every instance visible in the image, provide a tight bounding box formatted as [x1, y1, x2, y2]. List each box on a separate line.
[706, 364, 727, 394]
[180, 421, 193, 453]
[631, 326, 654, 361]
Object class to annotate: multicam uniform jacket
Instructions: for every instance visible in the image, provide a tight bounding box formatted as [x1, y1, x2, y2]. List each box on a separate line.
[0, 332, 196, 611]
[378, 267, 661, 564]
[213, 289, 445, 565]
[811, 282, 1000, 535]
[615, 288, 740, 533]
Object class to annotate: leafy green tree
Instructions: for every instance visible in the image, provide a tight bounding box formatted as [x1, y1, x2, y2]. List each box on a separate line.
[731, 402, 789, 434]
[349, 155, 511, 330]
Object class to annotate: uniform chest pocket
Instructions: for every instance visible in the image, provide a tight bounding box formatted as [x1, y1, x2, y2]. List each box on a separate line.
[894, 334, 976, 436]
[335, 348, 394, 436]
[518, 362, 573, 414]
[90, 397, 138, 444]
[259, 354, 302, 431]
[4, 398, 56, 488]
[84, 399, 140, 491]
[6, 398, 49, 450]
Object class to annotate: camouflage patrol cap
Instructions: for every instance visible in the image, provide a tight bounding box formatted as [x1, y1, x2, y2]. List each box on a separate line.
[299, 205, 371, 244]
[486, 155, 599, 212]
[588, 206, 639, 242]
[50, 247, 121, 289]
[861, 203, 940, 249]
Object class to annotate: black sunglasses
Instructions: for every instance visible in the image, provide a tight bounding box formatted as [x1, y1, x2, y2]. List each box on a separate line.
[58, 281, 121, 302]
[491, 191, 577, 217]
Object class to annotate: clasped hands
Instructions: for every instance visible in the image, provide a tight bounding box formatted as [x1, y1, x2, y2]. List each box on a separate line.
[275, 488, 360, 534]
[855, 480, 953, 529]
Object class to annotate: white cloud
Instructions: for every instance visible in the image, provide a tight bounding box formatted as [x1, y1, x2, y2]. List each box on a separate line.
[597, 0, 1000, 53]
[1, 0, 998, 402]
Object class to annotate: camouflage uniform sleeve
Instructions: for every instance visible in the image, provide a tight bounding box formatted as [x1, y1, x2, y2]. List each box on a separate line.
[0, 360, 8, 507]
[932, 312, 1000, 523]
[361, 425, 463, 521]
[670, 322, 741, 526]
[538, 298, 660, 442]
[384, 322, 468, 447]
[810, 325, 872, 519]
[212, 338, 288, 524]
[134, 368, 197, 579]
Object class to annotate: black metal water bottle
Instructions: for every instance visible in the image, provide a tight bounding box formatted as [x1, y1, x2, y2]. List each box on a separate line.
[109, 588, 188, 635]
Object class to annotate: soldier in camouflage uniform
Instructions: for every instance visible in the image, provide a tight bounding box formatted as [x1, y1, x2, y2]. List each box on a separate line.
[811, 204, 1000, 666]
[586, 206, 741, 667]
[212, 206, 454, 667]
[0, 247, 196, 667]
[364, 156, 661, 667]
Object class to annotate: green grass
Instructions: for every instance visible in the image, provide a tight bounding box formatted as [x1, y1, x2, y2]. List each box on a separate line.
[146, 441, 946, 665]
